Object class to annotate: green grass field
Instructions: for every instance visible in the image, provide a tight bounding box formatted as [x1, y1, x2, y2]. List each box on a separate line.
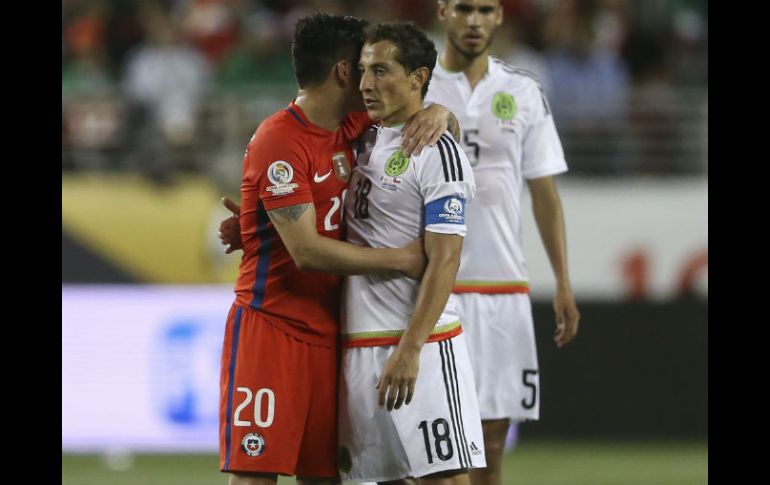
[62, 440, 707, 485]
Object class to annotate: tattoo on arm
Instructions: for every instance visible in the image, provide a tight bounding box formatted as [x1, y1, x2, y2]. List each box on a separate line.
[446, 112, 461, 142]
[268, 203, 311, 223]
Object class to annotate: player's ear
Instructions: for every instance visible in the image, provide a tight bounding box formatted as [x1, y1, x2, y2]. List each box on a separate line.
[335, 60, 351, 86]
[411, 67, 430, 92]
[437, 0, 448, 21]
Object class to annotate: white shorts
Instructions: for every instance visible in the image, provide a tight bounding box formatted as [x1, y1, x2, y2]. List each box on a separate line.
[339, 333, 486, 482]
[454, 293, 539, 422]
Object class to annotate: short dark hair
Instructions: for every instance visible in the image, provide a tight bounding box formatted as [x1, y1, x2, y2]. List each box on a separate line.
[364, 21, 437, 99]
[291, 13, 368, 88]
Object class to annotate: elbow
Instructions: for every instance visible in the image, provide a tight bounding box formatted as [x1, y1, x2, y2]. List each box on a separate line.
[294, 257, 314, 272]
[290, 245, 318, 271]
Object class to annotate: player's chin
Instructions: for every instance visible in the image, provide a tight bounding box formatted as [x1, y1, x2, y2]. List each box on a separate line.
[365, 107, 383, 120]
[459, 43, 486, 58]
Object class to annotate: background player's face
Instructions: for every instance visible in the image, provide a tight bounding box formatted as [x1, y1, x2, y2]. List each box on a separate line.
[359, 40, 424, 125]
[439, 0, 503, 58]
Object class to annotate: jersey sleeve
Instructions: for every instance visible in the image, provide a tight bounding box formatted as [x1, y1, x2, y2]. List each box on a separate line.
[245, 125, 314, 211]
[341, 111, 375, 142]
[521, 80, 569, 180]
[415, 132, 476, 236]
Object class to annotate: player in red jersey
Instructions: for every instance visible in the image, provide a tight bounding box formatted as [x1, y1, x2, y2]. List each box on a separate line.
[219, 13, 457, 485]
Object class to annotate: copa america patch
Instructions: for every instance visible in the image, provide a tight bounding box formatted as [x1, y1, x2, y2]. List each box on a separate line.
[266, 160, 299, 195]
[424, 196, 465, 225]
[241, 432, 266, 457]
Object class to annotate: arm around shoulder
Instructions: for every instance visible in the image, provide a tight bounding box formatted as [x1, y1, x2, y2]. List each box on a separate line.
[267, 203, 424, 277]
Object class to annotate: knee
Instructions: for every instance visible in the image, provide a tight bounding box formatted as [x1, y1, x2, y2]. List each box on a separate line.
[484, 439, 505, 459]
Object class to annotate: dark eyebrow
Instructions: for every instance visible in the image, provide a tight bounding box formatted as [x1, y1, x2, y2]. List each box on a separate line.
[364, 62, 389, 71]
[455, 2, 496, 13]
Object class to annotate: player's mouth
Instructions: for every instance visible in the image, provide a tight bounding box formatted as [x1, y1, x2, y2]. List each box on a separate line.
[463, 33, 484, 46]
[364, 98, 379, 108]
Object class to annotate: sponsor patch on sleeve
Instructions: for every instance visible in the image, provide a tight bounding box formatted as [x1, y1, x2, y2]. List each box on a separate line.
[265, 160, 299, 196]
[425, 196, 465, 226]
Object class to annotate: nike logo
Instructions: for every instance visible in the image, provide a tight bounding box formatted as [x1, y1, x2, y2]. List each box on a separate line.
[314, 170, 333, 183]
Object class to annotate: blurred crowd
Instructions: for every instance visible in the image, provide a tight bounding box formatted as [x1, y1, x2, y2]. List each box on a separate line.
[62, 0, 708, 183]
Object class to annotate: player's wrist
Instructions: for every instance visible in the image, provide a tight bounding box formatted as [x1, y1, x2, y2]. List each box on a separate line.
[396, 335, 423, 354]
[555, 277, 572, 292]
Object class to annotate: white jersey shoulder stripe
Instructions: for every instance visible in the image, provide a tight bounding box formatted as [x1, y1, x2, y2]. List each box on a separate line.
[438, 134, 464, 182]
[490, 57, 541, 81]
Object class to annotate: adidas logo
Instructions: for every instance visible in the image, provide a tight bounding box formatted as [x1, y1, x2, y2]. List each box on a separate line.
[470, 441, 482, 455]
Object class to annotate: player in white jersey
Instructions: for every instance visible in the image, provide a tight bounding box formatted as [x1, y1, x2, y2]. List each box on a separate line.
[338, 22, 485, 484]
[423, 2, 581, 485]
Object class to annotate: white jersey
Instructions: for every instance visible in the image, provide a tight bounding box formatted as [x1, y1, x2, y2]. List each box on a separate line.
[342, 124, 476, 346]
[426, 56, 567, 294]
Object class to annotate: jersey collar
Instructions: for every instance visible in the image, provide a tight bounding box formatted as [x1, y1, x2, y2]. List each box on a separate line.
[434, 54, 495, 80]
[376, 123, 405, 145]
[285, 100, 310, 128]
[285, 100, 340, 135]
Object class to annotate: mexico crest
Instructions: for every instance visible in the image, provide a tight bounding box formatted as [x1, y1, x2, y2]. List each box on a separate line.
[492, 92, 517, 121]
[384, 150, 410, 177]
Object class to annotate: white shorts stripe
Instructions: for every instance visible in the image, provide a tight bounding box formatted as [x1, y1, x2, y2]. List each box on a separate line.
[446, 339, 472, 467]
[439, 340, 467, 468]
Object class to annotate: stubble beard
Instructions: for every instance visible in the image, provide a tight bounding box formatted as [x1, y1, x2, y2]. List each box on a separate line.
[448, 29, 496, 61]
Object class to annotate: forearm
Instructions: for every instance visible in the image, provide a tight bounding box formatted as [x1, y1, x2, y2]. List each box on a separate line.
[399, 235, 462, 351]
[529, 179, 580, 348]
[269, 202, 410, 275]
[295, 233, 408, 275]
[531, 191, 571, 288]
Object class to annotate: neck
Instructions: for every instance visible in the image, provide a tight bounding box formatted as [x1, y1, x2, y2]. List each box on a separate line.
[294, 85, 348, 131]
[440, 43, 489, 90]
[380, 98, 425, 128]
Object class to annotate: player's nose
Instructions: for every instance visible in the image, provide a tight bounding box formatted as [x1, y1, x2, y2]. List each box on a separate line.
[359, 70, 374, 92]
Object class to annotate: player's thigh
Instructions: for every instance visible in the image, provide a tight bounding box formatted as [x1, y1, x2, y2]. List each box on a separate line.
[389, 335, 487, 479]
[295, 343, 340, 479]
[220, 306, 313, 474]
[339, 345, 411, 482]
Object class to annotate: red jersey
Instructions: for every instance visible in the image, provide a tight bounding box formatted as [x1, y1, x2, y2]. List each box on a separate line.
[234, 101, 371, 347]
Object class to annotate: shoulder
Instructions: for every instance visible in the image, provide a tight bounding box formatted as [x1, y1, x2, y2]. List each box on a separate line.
[412, 131, 454, 160]
[254, 109, 300, 136]
[490, 57, 544, 90]
[490, 57, 552, 115]
[251, 110, 306, 149]
[246, 110, 311, 168]
[413, 132, 469, 180]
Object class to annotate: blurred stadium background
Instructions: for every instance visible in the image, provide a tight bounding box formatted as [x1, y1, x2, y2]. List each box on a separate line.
[62, 0, 707, 483]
